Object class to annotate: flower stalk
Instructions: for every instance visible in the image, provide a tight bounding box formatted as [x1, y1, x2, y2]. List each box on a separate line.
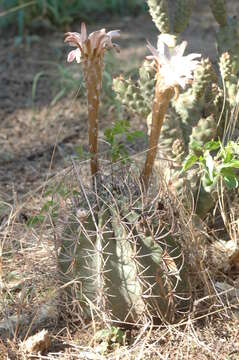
[141, 80, 175, 189]
[82, 59, 103, 177]
[141, 35, 201, 190]
[64, 23, 120, 180]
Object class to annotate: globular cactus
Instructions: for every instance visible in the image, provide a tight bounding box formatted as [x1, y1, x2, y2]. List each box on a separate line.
[147, 0, 170, 33]
[58, 182, 190, 324]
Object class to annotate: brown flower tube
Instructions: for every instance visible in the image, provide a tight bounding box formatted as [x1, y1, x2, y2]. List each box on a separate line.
[141, 78, 175, 190]
[64, 24, 120, 180]
[141, 36, 201, 190]
[82, 59, 103, 177]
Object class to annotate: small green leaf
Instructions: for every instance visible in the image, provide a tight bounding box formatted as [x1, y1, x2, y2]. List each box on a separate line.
[202, 173, 217, 192]
[27, 215, 45, 227]
[190, 140, 202, 153]
[183, 154, 198, 171]
[204, 140, 220, 151]
[220, 160, 239, 169]
[224, 175, 238, 190]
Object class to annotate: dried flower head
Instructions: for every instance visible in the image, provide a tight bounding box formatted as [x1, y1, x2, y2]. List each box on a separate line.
[147, 37, 201, 89]
[64, 23, 120, 63]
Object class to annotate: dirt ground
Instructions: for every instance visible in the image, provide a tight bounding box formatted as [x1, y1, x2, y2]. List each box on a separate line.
[1, 0, 239, 358]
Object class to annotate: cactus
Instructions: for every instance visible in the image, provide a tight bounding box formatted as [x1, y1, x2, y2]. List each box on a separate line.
[219, 52, 239, 107]
[113, 76, 147, 116]
[113, 0, 239, 215]
[113, 39, 236, 218]
[113, 61, 156, 118]
[59, 182, 190, 324]
[211, 3, 239, 107]
[173, 0, 194, 34]
[209, 0, 227, 27]
[147, 0, 170, 33]
[189, 115, 218, 152]
[172, 58, 218, 129]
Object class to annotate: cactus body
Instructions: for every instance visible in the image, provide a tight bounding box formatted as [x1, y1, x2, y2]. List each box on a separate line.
[147, 0, 170, 33]
[219, 52, 238, 107]
[216, 17, 239, 71]
[173, 0, 194, 34]
[189, 115, 218, 152]
[59, 192, 189, 324]
[209, 0, 227, 27]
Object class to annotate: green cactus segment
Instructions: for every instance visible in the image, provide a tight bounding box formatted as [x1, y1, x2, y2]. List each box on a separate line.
[147, 0, 170, 33]
[113, 76, 147, 116]
[216, 17, 239, 71]
[58, 210, 99, 313]
[173, 0, 194, 34]
[172, 138, 186, 160]
[192, 59, 217, 101]
[159, 113, 186, 157]
[189, 115, 218, 153]
[219, 52, 238, 107]
[172, 59, 217, 127]
[138, 61, 156, 108]
[113, 61, 156, 117]
[105, 209, 145, 321]
[209, 0, 227, 27]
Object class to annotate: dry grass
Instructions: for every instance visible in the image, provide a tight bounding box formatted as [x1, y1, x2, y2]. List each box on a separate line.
[0, 154, 239, 359]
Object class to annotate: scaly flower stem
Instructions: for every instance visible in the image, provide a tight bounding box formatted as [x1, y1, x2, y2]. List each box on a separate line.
[83, 59, 103, 178]
[141, 80, 174, 190]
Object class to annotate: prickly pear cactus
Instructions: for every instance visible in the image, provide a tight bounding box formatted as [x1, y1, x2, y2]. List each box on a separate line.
[58, 182, 190, 324]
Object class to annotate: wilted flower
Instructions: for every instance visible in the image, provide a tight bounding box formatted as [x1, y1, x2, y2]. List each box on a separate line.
[64, 23, 120, 178]
[147, 38, 201, 89]
[64, 23, 120, 64]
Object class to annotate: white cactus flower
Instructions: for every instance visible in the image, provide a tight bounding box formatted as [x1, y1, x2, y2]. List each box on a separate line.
[147, 38, 201, 89]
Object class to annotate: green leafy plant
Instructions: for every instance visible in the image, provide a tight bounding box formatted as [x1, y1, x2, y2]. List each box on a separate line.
[104, 120, 144, 163]
[183, 140, 239, 192]
[94, 327, 125, 354]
